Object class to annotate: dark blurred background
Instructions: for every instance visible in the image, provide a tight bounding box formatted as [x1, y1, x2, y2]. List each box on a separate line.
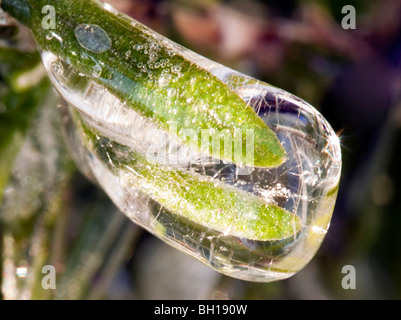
[1, 0, 401, 300]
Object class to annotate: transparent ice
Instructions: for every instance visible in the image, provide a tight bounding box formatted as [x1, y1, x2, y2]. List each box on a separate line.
[39, 10, 341, 282]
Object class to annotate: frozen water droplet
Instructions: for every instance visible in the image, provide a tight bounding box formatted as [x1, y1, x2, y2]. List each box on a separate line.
[74, 24, 111, 53]
[133, 44, 143, 51]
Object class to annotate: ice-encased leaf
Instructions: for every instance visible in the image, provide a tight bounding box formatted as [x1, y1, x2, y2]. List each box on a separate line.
[1, 0, 286, 168]
[2, 0, 342, 282]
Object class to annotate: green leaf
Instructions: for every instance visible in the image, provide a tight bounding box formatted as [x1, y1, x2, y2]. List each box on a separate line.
[78, 118, 301, 242]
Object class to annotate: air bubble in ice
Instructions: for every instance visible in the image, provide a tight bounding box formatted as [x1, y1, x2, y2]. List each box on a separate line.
[92, 64, 102, 78]
[51, 61, 63, 75]
[158, 74, 171, 87]
[149, 52, 157, 61]
[172, 65, 182, 73]
[74, 24, 112, 54]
